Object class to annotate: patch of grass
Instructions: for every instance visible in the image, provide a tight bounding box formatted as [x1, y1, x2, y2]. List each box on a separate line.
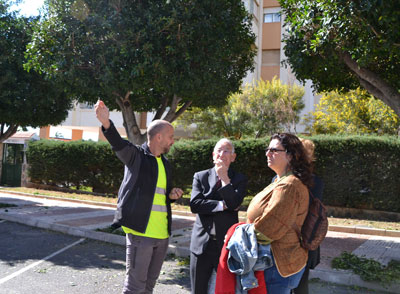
[2, 187, 400, 232]
[69, 186, 93, 192]
[332, 251, 400, 286]
[328, 217, 400, 231]
[2, 187, 117, 204]
[0, 203, 17, 208]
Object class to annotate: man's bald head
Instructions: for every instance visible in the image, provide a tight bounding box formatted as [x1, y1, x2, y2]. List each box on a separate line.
[147, 120, 173, 141]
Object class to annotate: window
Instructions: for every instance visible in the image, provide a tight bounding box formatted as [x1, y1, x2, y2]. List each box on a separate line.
[263, 13, 280, 23]
[262, 50, 280, 66]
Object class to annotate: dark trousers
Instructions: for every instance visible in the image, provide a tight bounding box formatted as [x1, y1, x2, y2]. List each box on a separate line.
[190, 239, 220, 294]
[293, 266, 309, 294]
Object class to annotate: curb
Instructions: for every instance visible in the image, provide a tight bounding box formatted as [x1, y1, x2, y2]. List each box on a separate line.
[2, 190, 400, 238]
[0, 211, 125, 245]
[0, 190, 117, 208]
[0, 209, 190, 258]
[329, 225, 400, 238]
[1, 190, 399, 292]
[310, 267, 399, 293]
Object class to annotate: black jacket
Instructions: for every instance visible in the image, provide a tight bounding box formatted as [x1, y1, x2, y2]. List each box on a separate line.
[190, 167, 247, 255]
[102, 121, 173, 235]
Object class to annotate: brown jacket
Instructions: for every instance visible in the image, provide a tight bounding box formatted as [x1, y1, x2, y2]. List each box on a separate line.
[247, 174, 309, 277]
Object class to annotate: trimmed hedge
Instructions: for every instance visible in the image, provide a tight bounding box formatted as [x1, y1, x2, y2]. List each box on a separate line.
[27, 140, 123, 194]
[26, 135, 400, 212]
[311, 135, 400, 213]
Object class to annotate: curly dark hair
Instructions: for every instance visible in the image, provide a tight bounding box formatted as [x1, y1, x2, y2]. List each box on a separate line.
[270, 133, 314, 188]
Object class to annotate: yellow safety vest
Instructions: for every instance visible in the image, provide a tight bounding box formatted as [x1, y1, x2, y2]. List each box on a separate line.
[122, 156, 168, 239]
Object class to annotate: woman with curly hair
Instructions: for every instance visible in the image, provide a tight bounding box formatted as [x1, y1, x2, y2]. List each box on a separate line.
[246, 133, 313, 294]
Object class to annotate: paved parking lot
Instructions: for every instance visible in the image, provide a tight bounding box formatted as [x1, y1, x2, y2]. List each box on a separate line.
[0, 220, 394, 294]
[0, 221, 190, 294]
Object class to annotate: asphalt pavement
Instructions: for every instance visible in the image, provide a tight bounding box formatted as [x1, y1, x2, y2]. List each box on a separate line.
[0, 190, 399, 293]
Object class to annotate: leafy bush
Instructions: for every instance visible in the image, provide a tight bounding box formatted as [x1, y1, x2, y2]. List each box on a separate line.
[332, 252, 400, 285]
[27, 140, 123, 194]
[312, 135, 400, 212]
[304, 89, 400, 135]
[27, 135, 400, 213]
[175, 78, 305, 139]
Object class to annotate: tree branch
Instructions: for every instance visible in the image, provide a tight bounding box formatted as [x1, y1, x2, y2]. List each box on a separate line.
[154, 95, 169, 120]
[171, 100, 193, 122]
[0, 124, 19, 143]
[161, 95, 192, 122]
[162, 94, 181, 121]
[339, 51, 400, 115]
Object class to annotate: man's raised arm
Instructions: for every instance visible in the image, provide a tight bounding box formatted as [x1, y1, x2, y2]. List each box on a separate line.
[94, 100, 111, 129]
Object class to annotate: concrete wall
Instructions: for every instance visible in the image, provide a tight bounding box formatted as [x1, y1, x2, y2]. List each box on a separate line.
[263, 0, 279, 8]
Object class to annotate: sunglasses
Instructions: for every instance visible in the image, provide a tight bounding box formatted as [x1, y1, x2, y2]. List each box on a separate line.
[265, 147, 286, 154]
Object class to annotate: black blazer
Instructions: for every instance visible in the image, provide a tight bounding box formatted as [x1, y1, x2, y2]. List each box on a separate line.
[189, 167, 247, 255]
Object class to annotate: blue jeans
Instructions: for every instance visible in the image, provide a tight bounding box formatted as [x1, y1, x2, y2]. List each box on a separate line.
[264, 255, 305, 294]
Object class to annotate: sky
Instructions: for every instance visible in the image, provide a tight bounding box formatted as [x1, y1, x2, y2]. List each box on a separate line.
[10, 0, 44, 16]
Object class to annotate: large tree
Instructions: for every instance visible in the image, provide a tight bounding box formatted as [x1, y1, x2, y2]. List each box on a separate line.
[25, 0, 256, 144]
[279, 0, 400, 117]
[0, 0, 70, 143]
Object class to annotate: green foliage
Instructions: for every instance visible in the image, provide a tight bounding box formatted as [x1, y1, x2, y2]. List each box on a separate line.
[305, 89, 400, 135]
[311, 135, 400, 212]
[27, 135, 400, 213]
[177, 257, 190, 266]
[96, 226, 125, 236]
[176, 78, 305, 138]
[0, 0, 71, 142]
[332, 252, 400, 286]
[0, 203, 17, 208]
[27, 139, 123, 194]
[279, 0, 400, 116]
[173, 105, 249, 139]
[169, 138, 276, 194]
[24, 0, 256, 142]
[171, 135, 400, 213]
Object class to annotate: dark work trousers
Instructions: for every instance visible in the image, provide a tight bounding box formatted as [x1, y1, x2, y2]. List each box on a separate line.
[190, 239, 220, 294]
[293, 266, 309, 294]
[123, 234, 169, 294]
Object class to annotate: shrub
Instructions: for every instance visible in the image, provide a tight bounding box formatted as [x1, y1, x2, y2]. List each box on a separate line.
[27, 140, 122, 194]
[27, 135, 400, 213]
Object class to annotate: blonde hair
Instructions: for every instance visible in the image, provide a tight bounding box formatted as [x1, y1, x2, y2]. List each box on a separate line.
[300, 138, 315, 162]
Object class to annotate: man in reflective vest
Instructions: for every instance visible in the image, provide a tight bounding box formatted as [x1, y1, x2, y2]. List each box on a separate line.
[95, 100, 183, 293]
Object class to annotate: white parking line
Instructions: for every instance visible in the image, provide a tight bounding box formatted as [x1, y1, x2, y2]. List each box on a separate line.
[0, 238, 85, 285]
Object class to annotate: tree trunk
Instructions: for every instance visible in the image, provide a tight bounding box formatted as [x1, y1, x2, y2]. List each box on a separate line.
[115, 96, 146, 145]
[340, 51, 400, 117]
[0, 124, 18, 143]
[115, 93, 192, 145]
[163, 94, 192, 122]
